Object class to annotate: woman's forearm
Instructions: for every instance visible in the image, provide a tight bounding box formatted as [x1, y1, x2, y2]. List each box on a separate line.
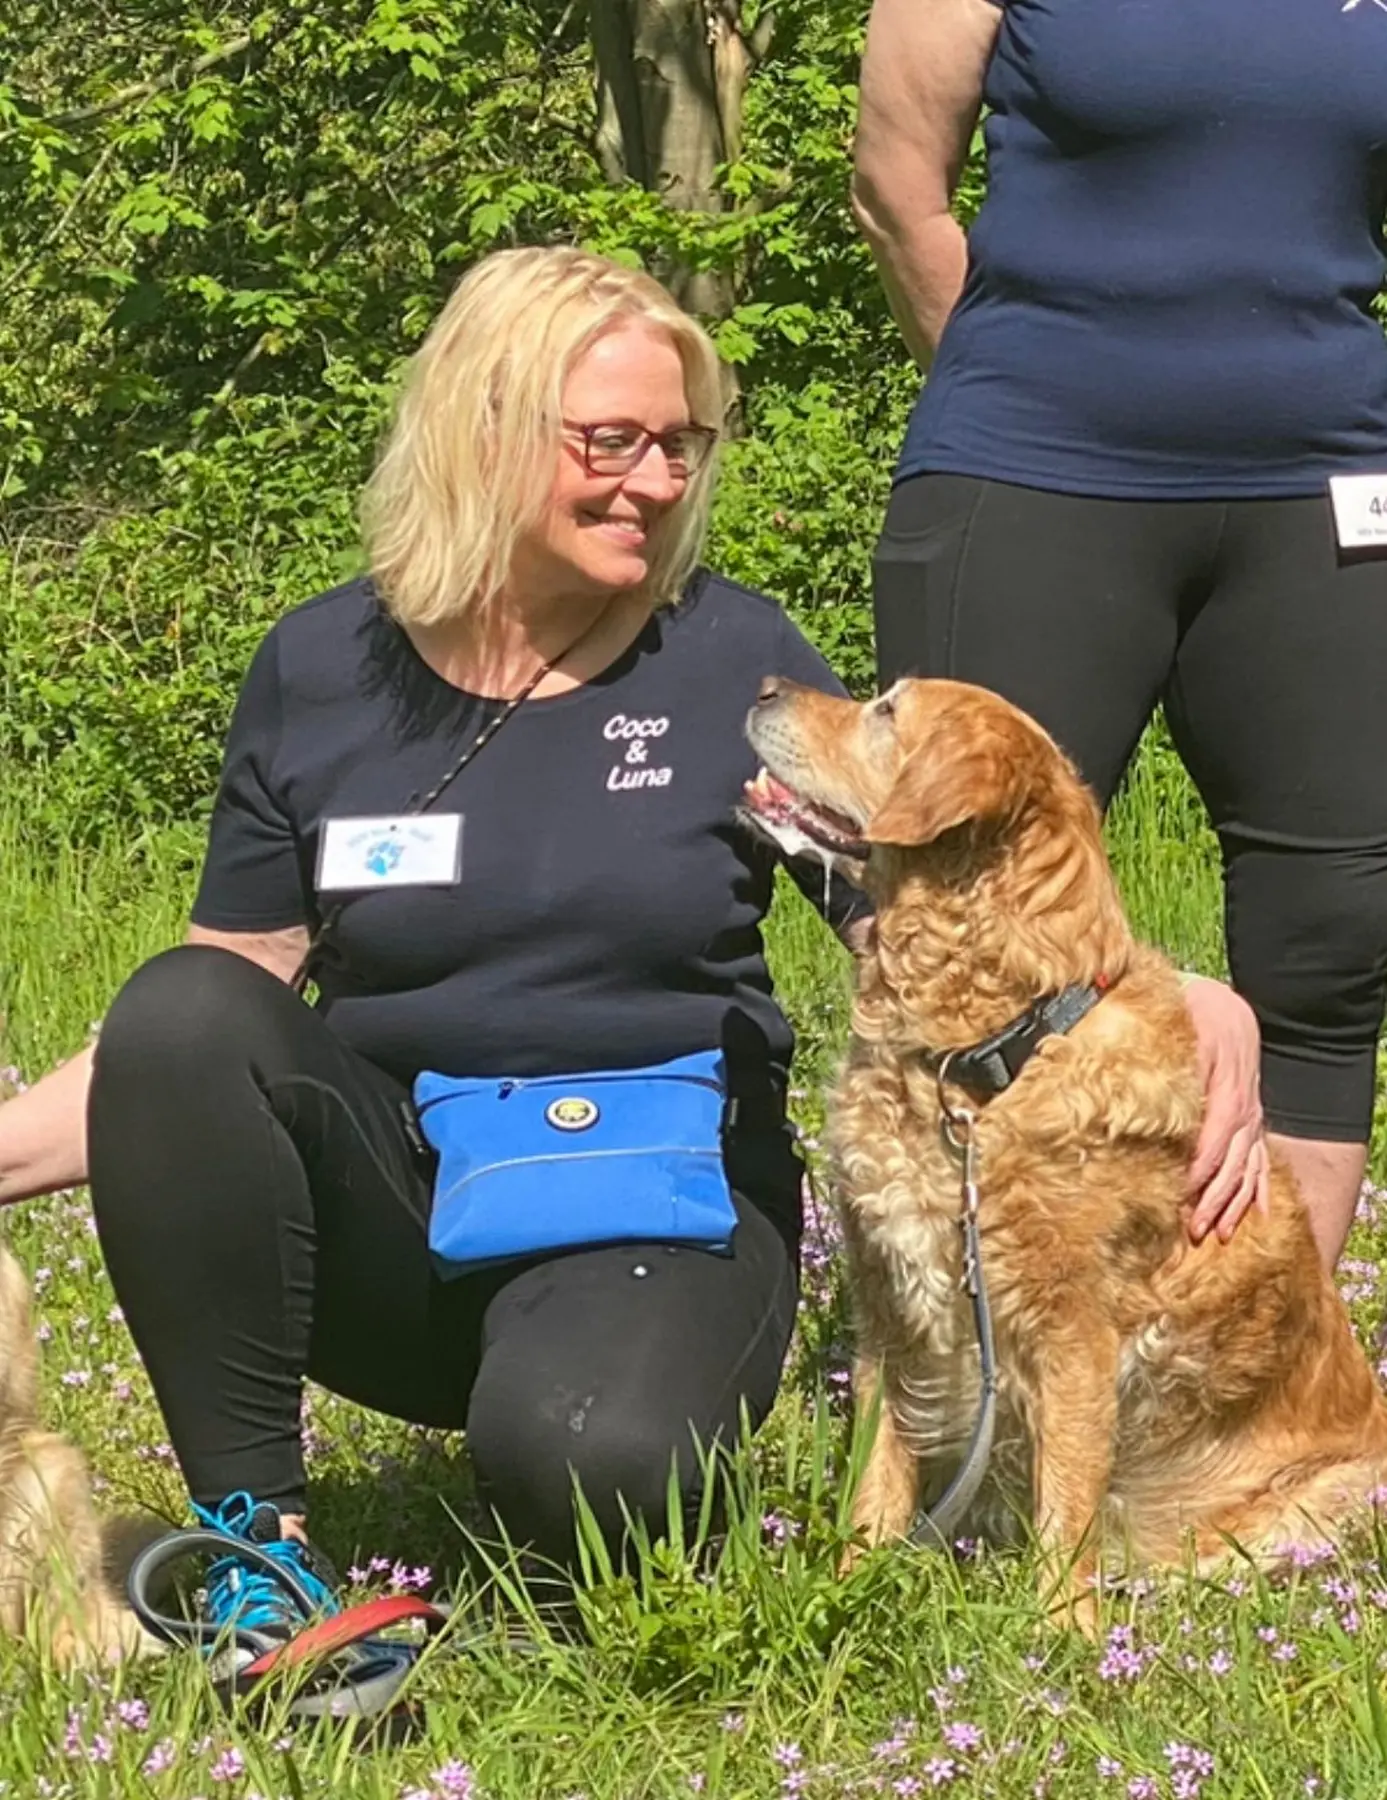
[0, 1043, 94, 1205]
[0, 927, 304, 1210]
[854, 206, 971, 370]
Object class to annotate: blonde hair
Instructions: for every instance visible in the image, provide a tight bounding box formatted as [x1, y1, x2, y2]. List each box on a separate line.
[362, 246, 725, 627]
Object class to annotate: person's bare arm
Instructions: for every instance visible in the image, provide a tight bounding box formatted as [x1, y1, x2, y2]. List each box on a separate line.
[852, 0, 1002, 367]
[0, 923, 309, 1206]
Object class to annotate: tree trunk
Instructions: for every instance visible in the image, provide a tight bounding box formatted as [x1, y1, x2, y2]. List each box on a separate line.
[589, 0, 774, 321]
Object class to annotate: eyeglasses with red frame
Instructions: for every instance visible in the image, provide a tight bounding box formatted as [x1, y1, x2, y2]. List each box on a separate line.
[561, 419, 720, 478]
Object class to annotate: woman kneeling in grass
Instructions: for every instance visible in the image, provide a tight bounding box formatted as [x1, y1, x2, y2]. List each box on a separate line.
[0, 246, 1262, 1649]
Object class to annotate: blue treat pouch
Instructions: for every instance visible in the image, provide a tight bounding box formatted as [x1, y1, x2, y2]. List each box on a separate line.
[414, 1049, 738, 1276]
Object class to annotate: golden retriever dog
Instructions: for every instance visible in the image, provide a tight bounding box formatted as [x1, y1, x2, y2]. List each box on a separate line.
[743, 674, 1387, 1631]
[0, 1242, 145, 1661]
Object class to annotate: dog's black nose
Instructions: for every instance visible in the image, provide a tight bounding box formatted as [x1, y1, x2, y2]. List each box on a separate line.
[756, 676, 784, 707]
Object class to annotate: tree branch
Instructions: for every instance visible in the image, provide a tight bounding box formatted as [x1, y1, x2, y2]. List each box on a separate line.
[707, 1, 774, 164]
[0, 137, 119, 301]
[45, 34, 256, 129]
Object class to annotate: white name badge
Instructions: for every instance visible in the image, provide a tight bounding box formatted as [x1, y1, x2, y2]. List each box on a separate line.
[1328, 474, 1387, 551]
[317, 815, 462, 892]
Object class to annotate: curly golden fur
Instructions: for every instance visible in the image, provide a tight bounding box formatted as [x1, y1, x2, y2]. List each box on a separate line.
[746, 676, 1387, 1632]
[0, 1242, 146, 1661]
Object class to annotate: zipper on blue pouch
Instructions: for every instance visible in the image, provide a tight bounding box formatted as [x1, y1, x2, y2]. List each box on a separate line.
[524, 1071, 724, 1096]
[416, 1069, 724, 1122]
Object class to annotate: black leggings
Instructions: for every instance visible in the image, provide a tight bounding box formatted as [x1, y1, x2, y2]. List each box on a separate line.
[874, 474, 1387, 1142]
[87, 947, 800, 1565]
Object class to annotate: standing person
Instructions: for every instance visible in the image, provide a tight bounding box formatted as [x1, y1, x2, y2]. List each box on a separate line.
[853, 0, 1387, 1269]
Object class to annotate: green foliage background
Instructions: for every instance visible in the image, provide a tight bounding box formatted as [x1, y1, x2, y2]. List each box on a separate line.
[0, 0, 978, 827]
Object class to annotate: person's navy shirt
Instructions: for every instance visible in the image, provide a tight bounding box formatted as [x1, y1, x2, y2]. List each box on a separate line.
[192, 572, 866, 1102]
[900, 0, 1387, 498]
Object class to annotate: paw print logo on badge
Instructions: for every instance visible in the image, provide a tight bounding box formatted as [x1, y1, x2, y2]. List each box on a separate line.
[364, 837, 406, 879]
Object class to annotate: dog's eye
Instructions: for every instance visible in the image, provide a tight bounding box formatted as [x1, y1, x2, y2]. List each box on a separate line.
[874, 693, 897, 720]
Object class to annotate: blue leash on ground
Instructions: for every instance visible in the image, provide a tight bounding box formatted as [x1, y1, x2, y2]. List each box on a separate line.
[126, 1495, 448, 1726]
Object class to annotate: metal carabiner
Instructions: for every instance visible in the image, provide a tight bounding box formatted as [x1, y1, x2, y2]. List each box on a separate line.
[934, 1051, 977, 1162]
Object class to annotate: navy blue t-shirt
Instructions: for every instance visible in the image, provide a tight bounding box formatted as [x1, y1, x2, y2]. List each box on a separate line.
[191, 572, 865, 1100]
[900, 0, 1387, 498]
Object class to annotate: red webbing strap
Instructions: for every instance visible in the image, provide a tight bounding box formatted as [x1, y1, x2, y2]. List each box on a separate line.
[241, 1595, 446, 1678]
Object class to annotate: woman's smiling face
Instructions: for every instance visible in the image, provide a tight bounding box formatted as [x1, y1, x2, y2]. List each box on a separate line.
[509, 320, 698, 606]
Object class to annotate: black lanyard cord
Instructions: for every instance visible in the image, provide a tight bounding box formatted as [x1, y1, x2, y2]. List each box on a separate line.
[289, 610, 607, 997]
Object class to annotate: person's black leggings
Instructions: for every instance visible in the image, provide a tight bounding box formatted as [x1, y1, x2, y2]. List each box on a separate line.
[873, 473, 1387, 1142]
[87, 946, 801, 1565]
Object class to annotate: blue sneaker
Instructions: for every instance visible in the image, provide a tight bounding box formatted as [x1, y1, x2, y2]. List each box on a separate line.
[194, 1492, 341, 1654]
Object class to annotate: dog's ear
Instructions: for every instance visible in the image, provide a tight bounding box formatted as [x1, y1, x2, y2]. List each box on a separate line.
[865, 710, 1037, 847]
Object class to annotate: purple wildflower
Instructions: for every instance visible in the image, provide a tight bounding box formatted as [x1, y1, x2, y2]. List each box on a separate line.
[210, 1747, 245, 1782]
[143, 1740, 177, 1776]
[1098, 1627, 1144, 1683]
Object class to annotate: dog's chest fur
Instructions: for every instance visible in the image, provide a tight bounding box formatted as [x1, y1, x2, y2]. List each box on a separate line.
[828, 1005, 1202, 1535]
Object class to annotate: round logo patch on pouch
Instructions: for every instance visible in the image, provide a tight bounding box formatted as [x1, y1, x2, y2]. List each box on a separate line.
[545, 1095, 600, 1133]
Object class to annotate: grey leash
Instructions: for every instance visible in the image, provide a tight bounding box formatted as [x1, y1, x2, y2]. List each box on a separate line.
[908, 1053, 999, 1551]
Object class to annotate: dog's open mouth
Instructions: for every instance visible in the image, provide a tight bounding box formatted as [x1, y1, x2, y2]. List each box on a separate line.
[741, 767, 868, 861]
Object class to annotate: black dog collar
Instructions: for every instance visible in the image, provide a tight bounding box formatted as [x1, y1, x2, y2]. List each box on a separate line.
[924, 978, 1111, 1100]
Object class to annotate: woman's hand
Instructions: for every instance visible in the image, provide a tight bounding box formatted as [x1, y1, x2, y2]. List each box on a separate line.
[1183, 976, 1269, 1244]
[840, 914, 876, 957]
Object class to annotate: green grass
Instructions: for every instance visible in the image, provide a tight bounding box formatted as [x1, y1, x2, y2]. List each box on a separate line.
[1, 736, 1386, 1799]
